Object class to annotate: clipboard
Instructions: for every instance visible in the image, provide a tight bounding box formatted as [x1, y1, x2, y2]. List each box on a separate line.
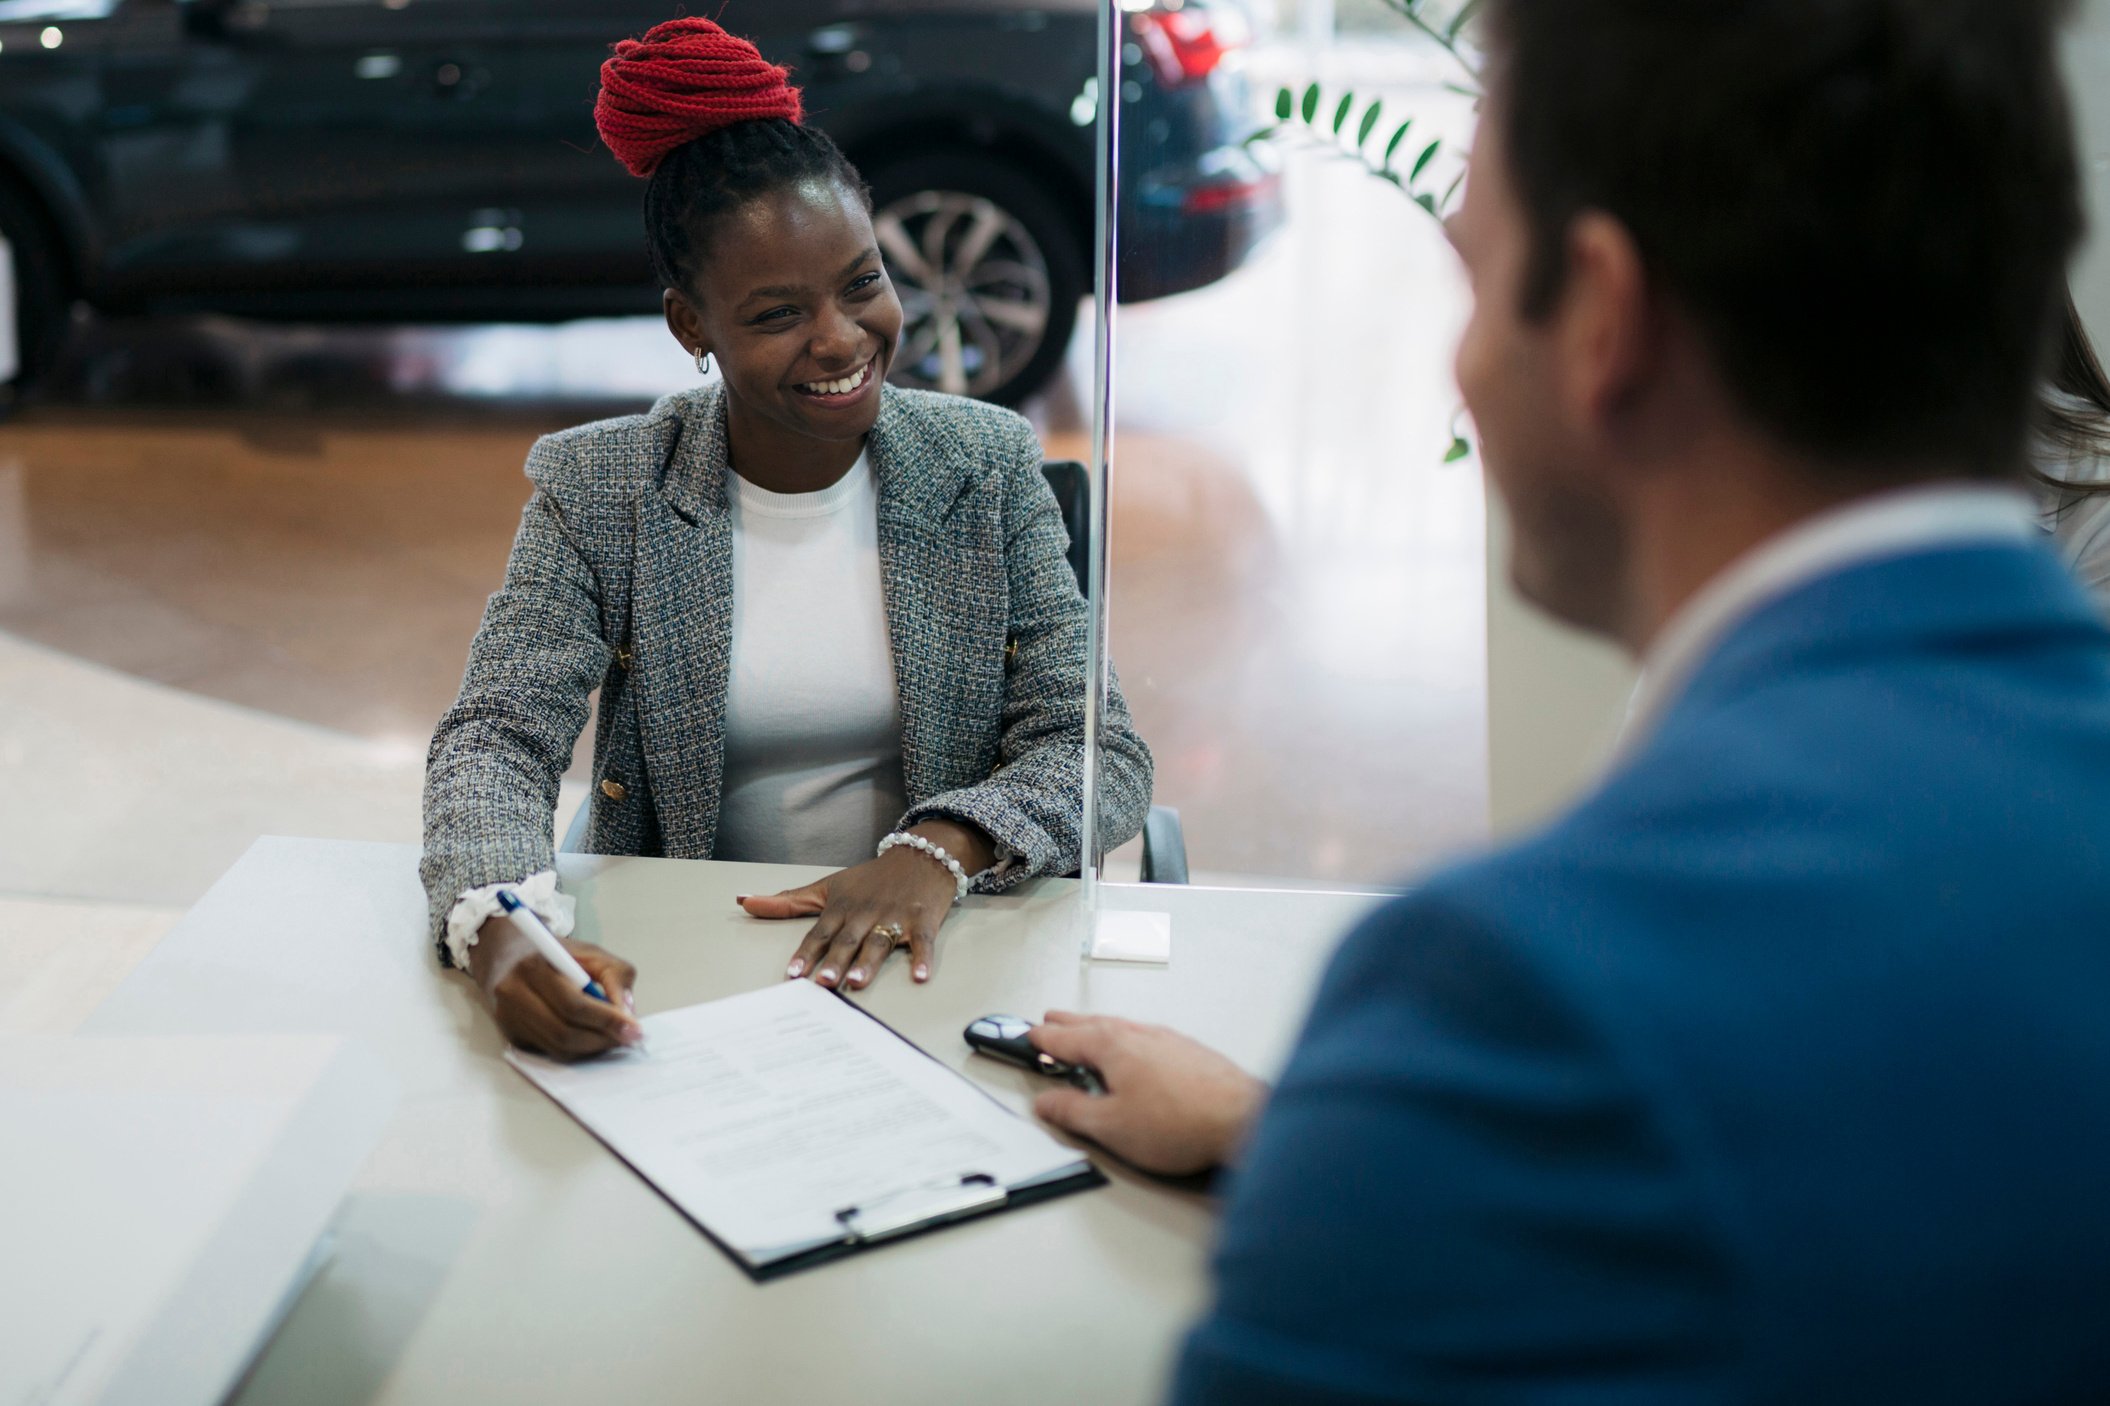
[755, 1161, 1106, 1281]
[507, 982, 1106, 1282]
[742, 994, 1106, 1281]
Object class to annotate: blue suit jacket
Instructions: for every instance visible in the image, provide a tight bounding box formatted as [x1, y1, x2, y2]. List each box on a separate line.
[1173, 542, 2110, 1404]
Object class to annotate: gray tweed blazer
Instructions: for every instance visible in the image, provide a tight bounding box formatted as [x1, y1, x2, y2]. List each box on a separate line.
[421, 382, 1154, 957]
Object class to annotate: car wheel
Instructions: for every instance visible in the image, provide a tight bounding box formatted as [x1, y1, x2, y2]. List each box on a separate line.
[0, 178, 70, 416]
[864, 152, 1083, 407]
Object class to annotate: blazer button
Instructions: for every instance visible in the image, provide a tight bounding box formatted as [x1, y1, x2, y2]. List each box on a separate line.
[600, 778, 628, 802]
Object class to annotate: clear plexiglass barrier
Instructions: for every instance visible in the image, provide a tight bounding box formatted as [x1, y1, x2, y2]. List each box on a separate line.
[1079, 0, 1484, 941]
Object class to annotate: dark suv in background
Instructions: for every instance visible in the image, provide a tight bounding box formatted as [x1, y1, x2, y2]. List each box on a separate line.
[0, 0, 1280, 408]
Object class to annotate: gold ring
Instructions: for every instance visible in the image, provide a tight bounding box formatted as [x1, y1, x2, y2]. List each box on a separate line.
[873, 922, 906, 947]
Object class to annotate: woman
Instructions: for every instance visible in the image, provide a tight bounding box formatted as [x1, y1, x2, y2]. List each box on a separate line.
[421, 18, 1153, 1059]
[2034, 292, 2110, 599]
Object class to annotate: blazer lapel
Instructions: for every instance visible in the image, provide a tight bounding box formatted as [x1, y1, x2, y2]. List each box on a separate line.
[632, 386, 735, 859]
[868, 388, 1002, 804]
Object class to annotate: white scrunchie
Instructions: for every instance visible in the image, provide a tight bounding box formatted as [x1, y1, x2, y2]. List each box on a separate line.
[444, 869, 575, 972]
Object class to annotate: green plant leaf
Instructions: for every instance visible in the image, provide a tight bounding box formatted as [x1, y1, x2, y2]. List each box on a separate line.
[1275, 86, 1294, 121]
[1444, 436, 1472, 463]
[1383, 119, 1414, 169]
[1410, 138, 1442, 182]
[1331, 92, 1355, 136]
[1242, 125, 1279, 147]
[1441, 170, 1466, 210]
[1414, 192, 1438, 215]
[1301, 82, 1322, 125]
[1376, 168, 1405, 187]
[1448, 0, 1485, 40]
[1356, 99, 1385, 149]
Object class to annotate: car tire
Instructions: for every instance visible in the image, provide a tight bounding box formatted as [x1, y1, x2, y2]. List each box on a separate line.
[863, 151, 1083, 408]
[0, 177, 70, 416]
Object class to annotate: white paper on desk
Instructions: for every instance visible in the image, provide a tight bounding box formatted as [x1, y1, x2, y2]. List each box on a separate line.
[506, 981, 1090, 1267]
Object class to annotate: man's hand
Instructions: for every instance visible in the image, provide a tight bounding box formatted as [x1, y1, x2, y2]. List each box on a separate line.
[1029, 1012, 1268, 1177]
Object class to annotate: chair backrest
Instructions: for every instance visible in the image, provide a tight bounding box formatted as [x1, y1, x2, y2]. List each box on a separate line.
[1039, 458, 1188, 883]
[1041, 460, 1091, 601]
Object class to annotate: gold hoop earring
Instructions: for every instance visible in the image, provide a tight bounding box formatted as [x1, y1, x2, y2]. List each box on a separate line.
[695, 349, 712, 376]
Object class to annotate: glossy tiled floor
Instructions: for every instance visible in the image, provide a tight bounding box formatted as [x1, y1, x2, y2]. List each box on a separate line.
[0, 411, 570, 750]
[0, 41, 1482, 935]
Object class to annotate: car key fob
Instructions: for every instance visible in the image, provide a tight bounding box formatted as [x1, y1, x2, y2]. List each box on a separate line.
[964, 1014, 1106, 1095]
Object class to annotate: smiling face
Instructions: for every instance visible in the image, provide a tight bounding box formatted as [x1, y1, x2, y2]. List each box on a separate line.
[666, 177, 903, 447]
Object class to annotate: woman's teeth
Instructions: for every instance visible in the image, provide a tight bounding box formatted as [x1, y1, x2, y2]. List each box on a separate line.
[799, 362, 871, 397]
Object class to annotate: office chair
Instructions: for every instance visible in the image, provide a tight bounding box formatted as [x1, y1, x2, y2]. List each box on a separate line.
[1040, 461, 1189, 885]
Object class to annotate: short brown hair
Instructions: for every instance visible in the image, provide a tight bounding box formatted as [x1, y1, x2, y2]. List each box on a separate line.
[1486, 0, 2082, 477]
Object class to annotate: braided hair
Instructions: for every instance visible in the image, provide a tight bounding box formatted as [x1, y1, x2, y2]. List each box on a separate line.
[595, 18, 869, 293]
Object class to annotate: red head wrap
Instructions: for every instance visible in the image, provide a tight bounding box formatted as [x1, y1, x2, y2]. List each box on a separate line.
[595, 18, 805, 179]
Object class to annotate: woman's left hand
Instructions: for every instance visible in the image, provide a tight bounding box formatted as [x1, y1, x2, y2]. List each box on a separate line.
[739, 820, 997, 989]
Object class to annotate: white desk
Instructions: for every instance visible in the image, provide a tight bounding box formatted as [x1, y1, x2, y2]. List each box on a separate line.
[84, 838, 1384, 1406]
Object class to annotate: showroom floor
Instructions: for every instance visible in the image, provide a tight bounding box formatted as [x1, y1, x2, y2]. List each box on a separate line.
[0, 41, 1482, 994]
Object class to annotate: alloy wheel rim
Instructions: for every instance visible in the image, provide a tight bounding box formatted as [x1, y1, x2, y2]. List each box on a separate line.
[874, 190, 1051, 398]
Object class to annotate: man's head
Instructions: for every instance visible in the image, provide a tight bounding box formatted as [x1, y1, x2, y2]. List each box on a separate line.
[1452, 0, 2083, 639]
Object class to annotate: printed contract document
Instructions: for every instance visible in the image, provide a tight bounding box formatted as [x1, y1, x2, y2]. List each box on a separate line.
[506, 980, 1100, 1278]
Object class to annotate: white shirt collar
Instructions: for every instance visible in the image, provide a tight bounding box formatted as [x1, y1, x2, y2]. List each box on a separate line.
[1621, 482, 2041, 751]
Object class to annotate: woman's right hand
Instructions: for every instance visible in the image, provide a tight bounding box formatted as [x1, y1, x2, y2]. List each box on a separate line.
[467, 915, 644, 1059]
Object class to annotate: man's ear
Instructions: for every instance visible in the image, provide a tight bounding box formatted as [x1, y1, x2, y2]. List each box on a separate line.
[663, 288, 711, 361]
[1555, 212, 1654, 434]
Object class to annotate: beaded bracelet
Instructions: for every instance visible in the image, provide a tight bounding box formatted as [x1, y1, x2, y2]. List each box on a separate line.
[878, 831, 972, 904]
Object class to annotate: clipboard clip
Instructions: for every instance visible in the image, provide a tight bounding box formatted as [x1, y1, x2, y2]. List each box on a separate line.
[835, 1173, 1006, 1245]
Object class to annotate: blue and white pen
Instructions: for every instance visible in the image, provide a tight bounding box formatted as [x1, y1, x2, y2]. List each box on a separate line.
[495, 889, 608, 1002]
